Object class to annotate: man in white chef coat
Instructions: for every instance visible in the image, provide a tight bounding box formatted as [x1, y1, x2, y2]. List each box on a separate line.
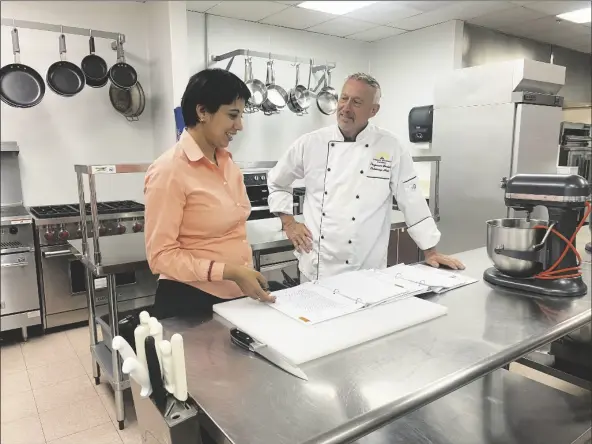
[267, 73, 463, 282]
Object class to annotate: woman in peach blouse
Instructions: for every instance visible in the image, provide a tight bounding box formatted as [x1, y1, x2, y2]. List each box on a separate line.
[144, 69, 275, 319]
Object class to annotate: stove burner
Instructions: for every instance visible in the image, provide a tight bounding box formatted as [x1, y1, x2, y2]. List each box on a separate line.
[29, 201, 144, 219]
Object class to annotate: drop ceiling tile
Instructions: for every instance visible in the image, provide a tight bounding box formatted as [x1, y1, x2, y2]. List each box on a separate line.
[308, 17, 376, 37]
[502, 16, 591, 39]
[521, 1, 590, 16]
[343, 2, 423, 25]
[391, 1, 513, 30]
[403, 1, 454, 12]
[274, 0, 302, 4]
[186, 1, 220, 12]
[260, 6, 335, 29]
[206, 1, 289, 21]
[348, 25, 407, 42]
[468, 6, 547, 29]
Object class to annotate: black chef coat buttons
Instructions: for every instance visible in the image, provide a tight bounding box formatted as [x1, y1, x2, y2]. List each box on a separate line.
[322, 212, 326, 216]
[352, 217, 356, 221]
[346, 260, 349, 264]
[324, 191, 328, 195]
[356, 195, 359, 199]
[365, 144, 369, 147]
[330, 143, 335, 147]
[327, 167, 331, 172]
[348, 240, 352, 244]
[360, 170, 364, 174]
[321, 235, 325, 239]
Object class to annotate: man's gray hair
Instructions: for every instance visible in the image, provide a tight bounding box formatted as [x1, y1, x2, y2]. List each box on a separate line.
[346, 73, 381, 104]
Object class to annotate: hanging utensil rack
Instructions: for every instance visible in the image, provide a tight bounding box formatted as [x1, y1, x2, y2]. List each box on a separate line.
[210, 48, 335, 74]
[1, 17, 124, 43]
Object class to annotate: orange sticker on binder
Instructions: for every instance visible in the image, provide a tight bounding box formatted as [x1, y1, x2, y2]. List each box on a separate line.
[299, 316, 310, 323]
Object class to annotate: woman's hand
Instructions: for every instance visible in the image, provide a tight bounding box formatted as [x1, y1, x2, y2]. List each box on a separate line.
[223, 264, 276, 303]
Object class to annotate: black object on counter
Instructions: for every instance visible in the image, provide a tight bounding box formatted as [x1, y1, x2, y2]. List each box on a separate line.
[0, 28, 45, 108]
[145, 335, 167, 411]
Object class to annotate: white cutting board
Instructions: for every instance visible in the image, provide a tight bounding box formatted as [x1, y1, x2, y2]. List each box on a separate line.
[214, 297, 447, 365]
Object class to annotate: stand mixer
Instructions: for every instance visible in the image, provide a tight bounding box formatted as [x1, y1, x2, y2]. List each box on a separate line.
[483, 174, 591, 297]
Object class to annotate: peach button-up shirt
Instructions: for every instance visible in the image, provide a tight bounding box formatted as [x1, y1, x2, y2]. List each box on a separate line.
[144, 130, 252, 299]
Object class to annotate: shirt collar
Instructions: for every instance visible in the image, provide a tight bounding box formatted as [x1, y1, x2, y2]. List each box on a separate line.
[179, 129, 232, 163]
[334, 123, 372, 143]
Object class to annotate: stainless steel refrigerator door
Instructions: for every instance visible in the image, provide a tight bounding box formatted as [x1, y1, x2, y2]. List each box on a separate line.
[431, 103, 515, 255]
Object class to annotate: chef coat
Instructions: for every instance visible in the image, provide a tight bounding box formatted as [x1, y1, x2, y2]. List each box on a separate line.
[267, 124, 441, 281]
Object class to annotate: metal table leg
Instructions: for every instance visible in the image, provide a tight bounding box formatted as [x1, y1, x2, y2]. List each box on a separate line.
[86, 269, 101, 384]
[107, 274, 125, 430]
[21, 327, 28, 342]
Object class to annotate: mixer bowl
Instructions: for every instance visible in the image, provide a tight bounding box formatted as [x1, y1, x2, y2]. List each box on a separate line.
[486, 218, 549, 278]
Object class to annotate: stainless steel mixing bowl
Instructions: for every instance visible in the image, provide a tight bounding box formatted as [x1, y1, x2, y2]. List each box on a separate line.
[486, 218, 549, 278]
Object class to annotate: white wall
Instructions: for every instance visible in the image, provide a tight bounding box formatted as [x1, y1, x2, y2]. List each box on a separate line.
[369, 21, 463, 183]
[146, 1, 189, 157]
[0, 1, 154, 206]
[186, 12, 370, 162]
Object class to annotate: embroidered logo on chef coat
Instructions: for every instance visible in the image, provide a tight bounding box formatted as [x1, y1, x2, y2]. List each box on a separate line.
[368, 152, 392, 175]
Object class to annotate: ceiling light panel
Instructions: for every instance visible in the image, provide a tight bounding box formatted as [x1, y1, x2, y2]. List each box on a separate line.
[298, 1, 377, 16]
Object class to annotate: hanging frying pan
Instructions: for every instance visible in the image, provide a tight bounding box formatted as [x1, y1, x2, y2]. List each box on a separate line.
[260, 59, 288, 116]
[316, 65, 338, 116]
[109, 34, 137, 90]
[0, 28, 45, 108]
[81, 32, 109, 88]
[46, 34, 85, 97]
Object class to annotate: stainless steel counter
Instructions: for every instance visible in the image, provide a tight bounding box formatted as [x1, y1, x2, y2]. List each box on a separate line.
[158, 247, 591, 444]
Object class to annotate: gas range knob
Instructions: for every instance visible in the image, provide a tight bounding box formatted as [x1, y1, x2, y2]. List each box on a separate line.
[116, 223, 127, 234]
[132, 222, 143, 233]
[58, 229, 70, 241]
[44, 230, 56, 241]
[9, 226, 18, 235]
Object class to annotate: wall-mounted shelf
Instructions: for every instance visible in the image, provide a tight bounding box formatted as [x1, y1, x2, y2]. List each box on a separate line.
[0, 18, 125, 42]
[210, 48, 335, 74]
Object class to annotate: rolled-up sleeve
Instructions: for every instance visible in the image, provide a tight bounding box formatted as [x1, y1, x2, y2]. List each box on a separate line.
[267, 136, 306, 215]
[144, 162, 225, 282]
[391, 148, 441, 251]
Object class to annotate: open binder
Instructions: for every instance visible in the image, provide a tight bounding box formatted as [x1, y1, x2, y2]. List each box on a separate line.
[270, 265, 477, 325]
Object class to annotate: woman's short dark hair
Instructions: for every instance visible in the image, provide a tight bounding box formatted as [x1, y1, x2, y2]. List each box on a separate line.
[181, 69, 251, 127]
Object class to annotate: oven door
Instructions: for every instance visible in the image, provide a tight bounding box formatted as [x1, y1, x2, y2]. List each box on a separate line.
[1, 251, 40, 316]
[259, 255, 300, 289]
[40, 245, 146, 316]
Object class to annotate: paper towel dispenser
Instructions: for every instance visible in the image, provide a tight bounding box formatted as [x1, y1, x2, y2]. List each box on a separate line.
[409, 105, 433, 143]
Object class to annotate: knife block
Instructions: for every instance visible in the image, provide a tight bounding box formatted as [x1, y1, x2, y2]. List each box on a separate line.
[129, 378, 201, 444]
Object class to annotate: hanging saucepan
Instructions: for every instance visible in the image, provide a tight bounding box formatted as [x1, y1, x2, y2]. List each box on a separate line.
[243, 57, 266, 113]
[109, 81, 145, 121]
[316, 65, 338, 115]
[0, 28, 45, 108]
[287, 62, 311, 116]
[81, 31, 109, 88]
[46, 33, 85, 97]
[109, 34, 137, 90]
[261, 59, 287, 116]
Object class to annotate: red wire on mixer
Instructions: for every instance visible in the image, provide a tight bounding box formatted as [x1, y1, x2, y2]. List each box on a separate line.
[533, 200, 591, 280]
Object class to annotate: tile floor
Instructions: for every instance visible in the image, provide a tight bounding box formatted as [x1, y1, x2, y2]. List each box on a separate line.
[1, 326, 143, 444]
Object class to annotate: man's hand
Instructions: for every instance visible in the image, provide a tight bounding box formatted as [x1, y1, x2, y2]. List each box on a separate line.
[424, 248, 465, 270]
[280, 214, 313, 253]
[223, 264, 276, 303]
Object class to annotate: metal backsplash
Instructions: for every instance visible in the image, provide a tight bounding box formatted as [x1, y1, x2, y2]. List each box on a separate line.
[1, 143, 24, 206]
[462, 24, 591, 106]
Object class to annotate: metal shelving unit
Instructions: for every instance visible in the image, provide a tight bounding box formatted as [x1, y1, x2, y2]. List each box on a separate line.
[71, 163, 150, 431]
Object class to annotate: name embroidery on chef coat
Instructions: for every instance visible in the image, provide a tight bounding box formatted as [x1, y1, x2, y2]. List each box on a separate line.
[369, 151, 392, 174]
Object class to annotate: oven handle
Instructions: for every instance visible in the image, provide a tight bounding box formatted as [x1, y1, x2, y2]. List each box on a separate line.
[260, 260, 298, 273]
[42, 249, 72, 259]
[1, 261, 29, 268]
[251, 203, 299, 212]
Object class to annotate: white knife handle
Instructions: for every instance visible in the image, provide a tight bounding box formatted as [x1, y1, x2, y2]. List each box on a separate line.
[112, 336, 137, 362]
[171, 333, 188, 402]
[159, 340, 175, 394]
[139, 311, 150, 326]
[134, 325, 149, 370]
[122, 357, 152, 397]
